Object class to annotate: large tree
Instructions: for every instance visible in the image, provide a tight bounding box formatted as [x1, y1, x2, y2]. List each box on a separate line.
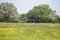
[27, 4, 57, 23]
[0, 3, 18, 22]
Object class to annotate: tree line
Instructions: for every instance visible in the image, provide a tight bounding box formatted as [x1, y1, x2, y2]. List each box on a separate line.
[0, 3, 60, 23]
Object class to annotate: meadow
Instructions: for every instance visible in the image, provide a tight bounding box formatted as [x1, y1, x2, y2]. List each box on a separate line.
[0, 23, 60, 40]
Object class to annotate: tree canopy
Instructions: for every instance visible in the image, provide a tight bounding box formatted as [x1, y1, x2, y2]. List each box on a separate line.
[0, 3, 18, 22]
[0, 3, 60, 23]
[26, 4, 60, 23]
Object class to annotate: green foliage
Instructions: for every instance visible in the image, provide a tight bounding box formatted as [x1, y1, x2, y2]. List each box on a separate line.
[0, 3, 60, 23]
[0, 3, 18, 22]
[0, 14, 4, 22]
[19, 14, 27, 23]
[26, 4, 59, 23]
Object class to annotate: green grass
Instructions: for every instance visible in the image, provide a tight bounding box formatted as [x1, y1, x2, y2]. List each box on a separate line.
[0, 23, 60, 40]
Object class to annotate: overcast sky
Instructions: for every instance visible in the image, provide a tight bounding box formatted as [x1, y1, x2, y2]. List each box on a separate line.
[0, 0, 60, 15]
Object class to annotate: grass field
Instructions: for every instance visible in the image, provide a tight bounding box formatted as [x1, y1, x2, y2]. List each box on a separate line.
[0, 23, 60, 40]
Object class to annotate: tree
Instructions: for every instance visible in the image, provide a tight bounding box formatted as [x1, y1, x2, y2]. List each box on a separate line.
[54, 15, 60, 23]
[0, 3, 18, 22]
[27, 4, 57, 23]
[19, 14, 27, 23]
[0, 14, 4, 22]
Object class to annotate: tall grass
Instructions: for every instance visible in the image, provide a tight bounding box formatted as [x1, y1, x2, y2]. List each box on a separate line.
[0, 23, 60, 40]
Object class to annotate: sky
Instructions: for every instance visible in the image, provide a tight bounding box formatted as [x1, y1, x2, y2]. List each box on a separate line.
[0, 0, 60, 15]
